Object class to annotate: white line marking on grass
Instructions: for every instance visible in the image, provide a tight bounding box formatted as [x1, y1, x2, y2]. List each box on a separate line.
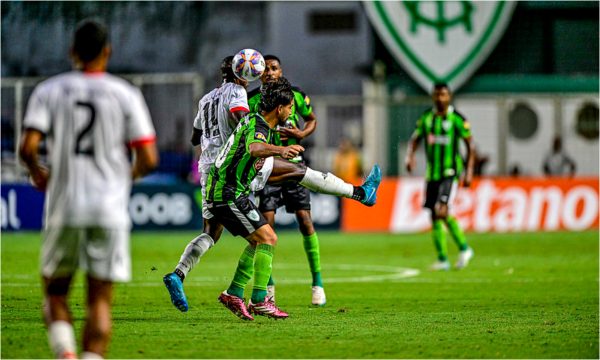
[1, 264, 421, 286]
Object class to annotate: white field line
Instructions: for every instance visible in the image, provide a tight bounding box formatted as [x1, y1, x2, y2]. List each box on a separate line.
[1, 263, 420, 286]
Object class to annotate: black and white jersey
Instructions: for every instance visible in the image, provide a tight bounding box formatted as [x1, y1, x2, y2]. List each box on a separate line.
[23, 71, 156, 228]
[193, 82, 248, 167]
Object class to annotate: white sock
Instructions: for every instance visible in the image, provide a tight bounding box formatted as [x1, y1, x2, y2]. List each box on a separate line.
[299, 167, 354, 198]
[48, 320, 76, 359]
[81, 351, 103, 359]
[175, 233, 214, 277]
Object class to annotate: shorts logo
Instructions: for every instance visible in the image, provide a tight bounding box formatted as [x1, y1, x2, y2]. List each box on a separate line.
[255, 158, 265, 171]
[247, 209, 260, 222]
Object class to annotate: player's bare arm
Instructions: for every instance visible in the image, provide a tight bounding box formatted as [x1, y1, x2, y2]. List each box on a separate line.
[278, 112, 317, 140]
[463, 135, 475, 187]
[19, 128, 49, 191]
[132, 142, 159, 180]
[249, 142, 304, 160]
[404, 134, 422, 173]
[190, 128, 202, 146]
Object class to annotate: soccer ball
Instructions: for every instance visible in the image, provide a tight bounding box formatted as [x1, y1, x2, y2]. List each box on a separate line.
[232, 49, 265, 82]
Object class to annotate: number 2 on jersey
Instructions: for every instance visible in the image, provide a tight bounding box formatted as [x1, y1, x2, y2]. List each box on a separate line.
[75, 101, 96, 156]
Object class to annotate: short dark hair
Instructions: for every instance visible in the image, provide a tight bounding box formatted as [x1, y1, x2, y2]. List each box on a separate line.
[220, 55, 236, 82]
[259, 77, 293, 113]
[263, 54, 281, 64]
[73, 19, 108, 62]
[433, 82, 450, 92]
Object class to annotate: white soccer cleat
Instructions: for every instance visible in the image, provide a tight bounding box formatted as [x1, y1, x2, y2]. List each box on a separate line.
[455, 247, 474, 269]
[311, 286, 326, 306]
[430, 260, 451, 271]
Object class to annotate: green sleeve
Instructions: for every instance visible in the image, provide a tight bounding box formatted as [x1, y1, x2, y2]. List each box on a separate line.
[456, 116, 472, 138]
[294, 90, 313, 118]
[245, 119, 270, 151]
[412, 115, 424, 139]
[248, 93, 261, 113]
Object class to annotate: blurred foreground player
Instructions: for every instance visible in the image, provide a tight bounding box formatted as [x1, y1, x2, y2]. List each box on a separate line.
[19, 19, 158, 358]
[405, 83, 475, 271]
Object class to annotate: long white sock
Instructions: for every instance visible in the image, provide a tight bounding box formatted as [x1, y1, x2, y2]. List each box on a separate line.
[175, 233, 214, 278]
[48, 320, 77, 359]
[81, 351, 103, 359]
[299, 167, 354, 198]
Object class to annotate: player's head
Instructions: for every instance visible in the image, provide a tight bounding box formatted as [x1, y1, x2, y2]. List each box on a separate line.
[222, 55, 248, 88]
[71, 19, 110, 68]
[261, 54, 283, 84]
[432, 82, 451, 112]
[259, 77, 294, 122]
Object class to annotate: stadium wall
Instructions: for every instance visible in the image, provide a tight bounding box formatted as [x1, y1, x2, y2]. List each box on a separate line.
[342, 177, 599, 233]
[3, 178, 597, 233]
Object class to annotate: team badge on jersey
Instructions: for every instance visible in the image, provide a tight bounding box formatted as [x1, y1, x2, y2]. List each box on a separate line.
[254, 132, 267, 142]
[442, 120, 451, 132]
[463, 121, 471, 130]
[304, 96, 311, 106]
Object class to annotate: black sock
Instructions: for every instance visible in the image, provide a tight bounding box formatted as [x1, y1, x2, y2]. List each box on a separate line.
[174, 268, 185, 282]
[351, 186, 365, 201]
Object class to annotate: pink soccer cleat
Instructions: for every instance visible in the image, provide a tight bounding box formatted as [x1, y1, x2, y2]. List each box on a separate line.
[248, 297, 289, 319]
[218, 291, 254, 321]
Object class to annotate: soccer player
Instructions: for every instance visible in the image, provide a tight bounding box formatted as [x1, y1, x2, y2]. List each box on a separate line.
[209, 78, 301, 320]
[163, 55, 250, 312]
[163, 61, 381, 314]
[19, 20, 158, 359]
[404, 83, 475, 271]
[247, 54, 325, 306]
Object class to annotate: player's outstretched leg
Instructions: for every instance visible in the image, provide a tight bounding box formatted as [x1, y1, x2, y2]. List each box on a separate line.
[163, 273, 188, 312]
[358, 164, 382, 206]
[295, 164, 382, 206]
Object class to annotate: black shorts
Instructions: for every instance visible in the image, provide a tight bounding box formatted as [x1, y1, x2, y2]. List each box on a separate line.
[424, 177, 457, 210]
[257, 182, 311, 213]
[206, 196, 268, 238]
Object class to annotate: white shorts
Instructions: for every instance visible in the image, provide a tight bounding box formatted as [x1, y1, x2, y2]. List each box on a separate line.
[249, 156, 273, 192]
[41, 226, 131, 282]
[199, 162, 214, 219]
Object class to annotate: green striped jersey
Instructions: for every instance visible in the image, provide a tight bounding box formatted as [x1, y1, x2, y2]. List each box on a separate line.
[205, 113, 272, 202]
[247, 85, 312, 148]
[411, 106, 472, 181]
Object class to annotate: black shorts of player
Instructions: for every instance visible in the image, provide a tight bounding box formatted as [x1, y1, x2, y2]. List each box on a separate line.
[206, 196, 268, 238]
[424, 177, 456, 210]
[257, 182, 311, 213]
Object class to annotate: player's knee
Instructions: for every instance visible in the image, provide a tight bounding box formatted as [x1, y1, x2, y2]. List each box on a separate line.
[294, 163, 307, 178]
[260, 231, 278, 246]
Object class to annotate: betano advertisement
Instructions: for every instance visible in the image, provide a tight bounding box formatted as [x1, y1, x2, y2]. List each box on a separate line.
[343, 177, 599, 233]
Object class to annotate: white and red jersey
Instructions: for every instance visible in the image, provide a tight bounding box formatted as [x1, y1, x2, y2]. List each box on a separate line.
[23, 71, 156, 229]
[193, 82, 248, 167]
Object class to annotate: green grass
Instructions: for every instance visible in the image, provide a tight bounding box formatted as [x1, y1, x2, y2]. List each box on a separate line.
[2, 230, 598, 358]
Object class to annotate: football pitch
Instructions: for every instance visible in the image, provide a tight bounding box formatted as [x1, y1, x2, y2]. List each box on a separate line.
[2, 230, 598, 359]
